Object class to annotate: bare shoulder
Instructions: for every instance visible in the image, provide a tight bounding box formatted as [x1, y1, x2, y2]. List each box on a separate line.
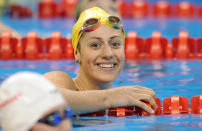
[44, 71, 77, 91]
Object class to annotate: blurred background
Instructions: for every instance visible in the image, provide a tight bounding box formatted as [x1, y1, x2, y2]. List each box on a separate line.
[0, 0, 201, 39]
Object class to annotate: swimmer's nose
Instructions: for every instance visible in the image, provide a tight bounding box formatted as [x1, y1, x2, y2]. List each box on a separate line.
[101, 44, 113, 60]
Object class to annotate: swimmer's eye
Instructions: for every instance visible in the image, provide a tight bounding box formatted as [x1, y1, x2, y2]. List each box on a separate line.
[90, 43, 101, 49]
[111, 42, 121, 48]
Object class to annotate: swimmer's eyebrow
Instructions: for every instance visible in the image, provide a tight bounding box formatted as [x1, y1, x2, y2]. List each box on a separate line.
[89, 36, 121, 41]
[89, 37, 102, 40]
[109, 35, 121, 40]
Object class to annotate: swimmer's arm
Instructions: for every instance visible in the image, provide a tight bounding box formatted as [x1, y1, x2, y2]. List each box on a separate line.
[44, 71, 109, 114]
[44, 71, 157, 115]
[44, 71, 108, 114]
[59, 87, 157, 115]
[59, 88, 109, 115]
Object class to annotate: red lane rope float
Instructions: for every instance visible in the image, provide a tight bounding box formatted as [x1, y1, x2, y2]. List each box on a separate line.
[60, 0, 78, 18]
[65, 37, 74, 59]
[172, 31, 196, 59]
[153, 1, 172, 17]
[76, 95, 202, 117]
[1, 31, 202, 60]
[163, 96, 189, 115]
[12, 0, 200, 19]
[125, 32, 144, 60]
[191, 95, 202, 114]
[117, 1, 200, 18]
[108, 106, 134, 117]
[196, 37, 202, 59]
[131, 0, 149, 18]
[0, 32, 18, 60]
[117, 0, 130, 18]
[199, 6, 202, 17]
[16, 41, 24, 59]
[38, 0, 58, 18]
[165, 43, 174, 59]
[45, 32, 68, 59]
[176, 2, 195, 18]
[10, 5, 32, 18]
[134, 98, 162, 116]
[145, 32, 168, 59]
[20, 32, 44, 60]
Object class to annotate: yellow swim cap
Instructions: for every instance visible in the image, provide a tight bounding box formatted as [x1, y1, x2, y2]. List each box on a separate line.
[72, 7, 125, 55]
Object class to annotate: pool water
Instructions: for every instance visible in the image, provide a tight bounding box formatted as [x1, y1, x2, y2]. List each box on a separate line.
[0, 0, 202, 129]
[0, 60, 201, 131]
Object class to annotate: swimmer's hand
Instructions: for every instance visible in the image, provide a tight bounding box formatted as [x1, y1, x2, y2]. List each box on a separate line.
[104, 85, 158, 114]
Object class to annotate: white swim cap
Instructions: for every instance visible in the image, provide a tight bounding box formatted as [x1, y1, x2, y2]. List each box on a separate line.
[0, 72, 66, 131]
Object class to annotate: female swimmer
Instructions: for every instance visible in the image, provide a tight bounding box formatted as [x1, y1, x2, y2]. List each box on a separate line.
[44, 7, 157, 115]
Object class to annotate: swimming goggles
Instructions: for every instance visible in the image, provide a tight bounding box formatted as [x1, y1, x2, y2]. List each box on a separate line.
[78, 16, 124, 36]
[38, 107, 72, 126]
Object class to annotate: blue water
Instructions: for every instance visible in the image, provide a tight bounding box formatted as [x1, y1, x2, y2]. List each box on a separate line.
[0, 60, 202, 100]
[0, 60, 202, 131]
[0, 0, 202, 129]
[72, 114, 202, 131]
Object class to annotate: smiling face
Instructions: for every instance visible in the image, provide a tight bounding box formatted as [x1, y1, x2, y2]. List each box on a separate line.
[76, 24, 125, 84]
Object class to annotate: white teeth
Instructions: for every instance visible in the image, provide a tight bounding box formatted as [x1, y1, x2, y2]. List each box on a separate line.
[99, 64, 114, 68]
